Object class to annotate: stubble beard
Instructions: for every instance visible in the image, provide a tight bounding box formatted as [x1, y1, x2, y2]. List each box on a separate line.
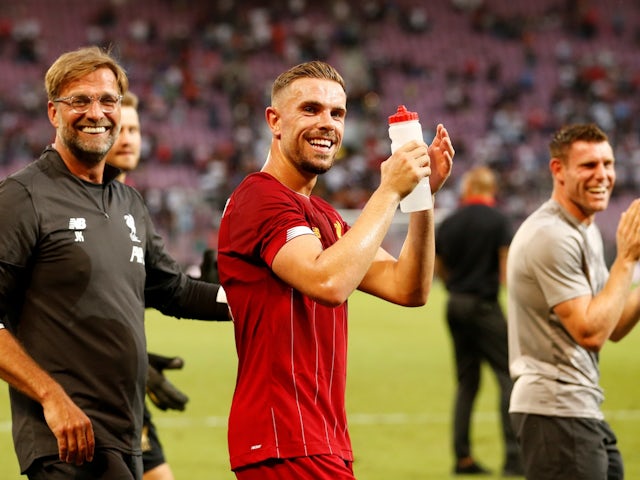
[60, 123, 117, 166]
[301, 155, 333, 175]
[298, 145, 335, 175]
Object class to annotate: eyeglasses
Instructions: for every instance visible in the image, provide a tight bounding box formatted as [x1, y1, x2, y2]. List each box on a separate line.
[53, 94, 123, 114]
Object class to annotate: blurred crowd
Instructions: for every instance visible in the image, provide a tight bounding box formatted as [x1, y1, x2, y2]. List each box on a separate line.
[1, 0, 639, 266]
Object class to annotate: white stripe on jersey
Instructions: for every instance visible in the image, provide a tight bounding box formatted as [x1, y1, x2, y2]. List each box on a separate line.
[270, 408, 280, 457]
[286, 226, 314, 242]
[290, 288, 309, 456]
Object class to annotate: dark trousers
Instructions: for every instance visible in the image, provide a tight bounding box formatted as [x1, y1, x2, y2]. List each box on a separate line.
[446, 293, 520, 466]
[26, 449, 143, 480]
[510, 413, 623, 480]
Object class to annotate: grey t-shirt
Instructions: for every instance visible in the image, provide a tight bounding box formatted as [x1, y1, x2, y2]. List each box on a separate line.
[507, 199, 607, 419]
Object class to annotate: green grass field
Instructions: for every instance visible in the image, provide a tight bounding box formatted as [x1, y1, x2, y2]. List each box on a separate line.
[2, 280, 640, 479]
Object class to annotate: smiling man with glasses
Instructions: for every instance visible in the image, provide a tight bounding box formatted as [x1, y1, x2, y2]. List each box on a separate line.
[0, 46, 231, 480]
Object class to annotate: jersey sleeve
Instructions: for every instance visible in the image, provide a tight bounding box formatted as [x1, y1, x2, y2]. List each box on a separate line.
[0, 179, 39, 321]
[499, 214, 513, 248]
[0, 179, 39, 266]
[223, 175, 317, 268]
[139, 198, 189, 308]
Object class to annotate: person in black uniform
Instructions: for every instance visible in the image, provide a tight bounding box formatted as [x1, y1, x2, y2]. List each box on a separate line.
[435, 166, 523, 477]
[0, 46, 229, 480]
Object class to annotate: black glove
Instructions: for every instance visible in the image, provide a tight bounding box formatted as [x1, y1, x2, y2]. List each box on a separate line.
[146, 352, 189, 411]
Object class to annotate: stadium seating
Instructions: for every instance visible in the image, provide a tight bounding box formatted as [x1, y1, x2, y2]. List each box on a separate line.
[0, 0, 637, 265]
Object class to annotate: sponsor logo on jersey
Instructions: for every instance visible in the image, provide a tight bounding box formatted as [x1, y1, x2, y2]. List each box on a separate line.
[124, 214, 144, 264]
[334, 220, 343, 239]
[69, 217, 86, 242]
[124, 214, 141, 242]
[69, 217, 86, 230]
[130, 246, 145, 264]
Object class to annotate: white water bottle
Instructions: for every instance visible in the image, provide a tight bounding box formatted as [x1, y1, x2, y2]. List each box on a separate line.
[388, 105, 432, 212]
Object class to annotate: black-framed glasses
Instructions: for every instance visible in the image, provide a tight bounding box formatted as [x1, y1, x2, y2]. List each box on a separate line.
[53, 94, 123, 114]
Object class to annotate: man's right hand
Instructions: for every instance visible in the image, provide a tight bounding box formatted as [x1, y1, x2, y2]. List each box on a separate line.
[617, 198, 640, 263]
[42, 385, 95, 465]
[0, 329, 94, 465]
[382, 141, 431, 200]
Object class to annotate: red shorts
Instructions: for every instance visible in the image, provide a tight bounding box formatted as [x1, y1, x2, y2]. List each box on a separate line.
[234, 455, 356, 480]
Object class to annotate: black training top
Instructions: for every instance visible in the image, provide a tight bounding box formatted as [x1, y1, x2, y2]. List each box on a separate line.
[0, 146, 222, 472]
[435, 202, 512, 301]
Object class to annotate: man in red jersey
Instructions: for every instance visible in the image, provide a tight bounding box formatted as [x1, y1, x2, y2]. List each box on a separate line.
[218, 60, 454, 479]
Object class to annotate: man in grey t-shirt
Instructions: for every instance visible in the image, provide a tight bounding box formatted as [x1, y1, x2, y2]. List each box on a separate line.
[507, 123, 640, 480]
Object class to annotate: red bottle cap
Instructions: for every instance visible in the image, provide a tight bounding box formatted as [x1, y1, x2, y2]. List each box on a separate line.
[389, 105, 419, 124]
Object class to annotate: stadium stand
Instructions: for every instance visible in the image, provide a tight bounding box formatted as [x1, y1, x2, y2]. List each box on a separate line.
[0, 0, 638, 265]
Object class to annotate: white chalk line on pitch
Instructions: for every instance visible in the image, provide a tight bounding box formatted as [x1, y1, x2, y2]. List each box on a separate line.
[4, 410, 640, 432]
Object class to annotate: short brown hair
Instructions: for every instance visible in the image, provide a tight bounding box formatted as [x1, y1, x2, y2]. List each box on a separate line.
[271, 61, 346, 103]
[121, 90, 139, 109]
[549, 123, 608, 162]
[45, 45, 129, 100]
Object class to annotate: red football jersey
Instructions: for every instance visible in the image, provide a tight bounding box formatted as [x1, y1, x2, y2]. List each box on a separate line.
[218, 172, 353, 470]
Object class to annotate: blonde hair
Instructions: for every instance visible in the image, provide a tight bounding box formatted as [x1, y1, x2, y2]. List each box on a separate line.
[45, 45, 128, 100]
[461, 165, 497, 197]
